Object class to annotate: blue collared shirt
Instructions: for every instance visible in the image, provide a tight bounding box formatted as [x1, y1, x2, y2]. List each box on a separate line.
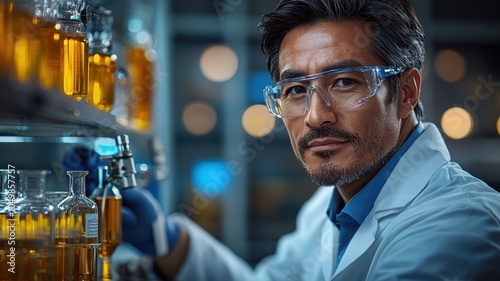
[327, 122, 425, 266]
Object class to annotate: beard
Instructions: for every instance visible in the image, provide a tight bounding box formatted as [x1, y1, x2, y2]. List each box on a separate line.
[297, 125, 397, 187]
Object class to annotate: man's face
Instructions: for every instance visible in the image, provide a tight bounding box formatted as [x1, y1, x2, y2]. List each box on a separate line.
[278, 21, 403, 188]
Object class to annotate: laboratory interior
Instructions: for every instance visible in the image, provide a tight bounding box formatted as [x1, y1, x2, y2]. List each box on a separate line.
[0, 0, 499, 279]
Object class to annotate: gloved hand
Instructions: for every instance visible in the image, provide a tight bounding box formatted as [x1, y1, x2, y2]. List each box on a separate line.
[62, 145, 104, 196]
[121, 187, 180, 257]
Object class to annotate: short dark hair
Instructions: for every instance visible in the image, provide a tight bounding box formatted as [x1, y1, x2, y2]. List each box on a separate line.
[258, 0, 425, 119]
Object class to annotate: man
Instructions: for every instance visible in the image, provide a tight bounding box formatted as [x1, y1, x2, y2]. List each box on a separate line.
[121, 0, 500, 280]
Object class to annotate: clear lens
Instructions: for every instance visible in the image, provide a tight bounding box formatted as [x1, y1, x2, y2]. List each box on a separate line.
[264, 66, 402, 118]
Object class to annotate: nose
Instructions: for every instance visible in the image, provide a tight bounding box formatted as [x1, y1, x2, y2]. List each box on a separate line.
[304, 85, 336, 127]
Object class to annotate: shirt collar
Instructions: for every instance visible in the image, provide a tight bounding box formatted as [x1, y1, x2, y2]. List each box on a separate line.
[327, 122, 425, 226]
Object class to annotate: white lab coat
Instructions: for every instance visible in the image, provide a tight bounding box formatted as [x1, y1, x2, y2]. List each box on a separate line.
[170, 123, 500, 280]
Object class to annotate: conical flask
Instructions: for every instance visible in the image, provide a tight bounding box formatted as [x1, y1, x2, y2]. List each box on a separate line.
[56, 170, 99, 281]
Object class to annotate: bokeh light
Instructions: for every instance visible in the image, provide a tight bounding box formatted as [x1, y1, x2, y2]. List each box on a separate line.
[441, 107, 474, 140]
[191, 159, 232, 197]
[435, 49, 467, 83]
[200, 45, 238, 82]
[497, 116, 500, 136]
[242, 104, 276, 137]
[183, 102, 217, 135]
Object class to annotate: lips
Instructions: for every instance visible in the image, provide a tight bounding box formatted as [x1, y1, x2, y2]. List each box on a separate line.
[307, 138, 348, 153]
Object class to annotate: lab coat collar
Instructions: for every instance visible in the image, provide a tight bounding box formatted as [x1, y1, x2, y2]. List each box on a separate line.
[332, 123, 451, 278]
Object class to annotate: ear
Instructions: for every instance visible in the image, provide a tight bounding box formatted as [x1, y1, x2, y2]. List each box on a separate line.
[398, 68, 421, 119]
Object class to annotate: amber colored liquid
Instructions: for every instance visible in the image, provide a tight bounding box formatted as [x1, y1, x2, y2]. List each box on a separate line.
[0, 214, 55, 281]
[56, 209, 99, 281]
[61, 33, 88, 100]
[36, 21, 62, 90]
[88, 54, 116, 112]
[126, 46, 155, 131]
[11, 8, 40, 83]
[95, 196, 122, 258]
[55, 239, 98, 281]
[0, 2, 14, 76]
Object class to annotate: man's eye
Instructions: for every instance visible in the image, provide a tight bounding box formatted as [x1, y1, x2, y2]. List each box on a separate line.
[283, 85, 307, 98]
[334, 78, 356, 87]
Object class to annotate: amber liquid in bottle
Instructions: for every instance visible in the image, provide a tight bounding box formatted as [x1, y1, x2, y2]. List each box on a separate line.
[0, 214, 55, 281]
[126, 46, 155, 131]
[0, 1, 14, 76]
[88, 54, 116, 112]
[95, 196, 122, 257]
[36, 20, 62, 90]
[61, 33, 88, 100]
[56, 210, 99, 281]
[11, 8, 40, 83]
[56, 171, 99, 281]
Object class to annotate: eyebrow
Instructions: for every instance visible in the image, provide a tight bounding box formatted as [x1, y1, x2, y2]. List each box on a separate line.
[279, 59, 364, 81]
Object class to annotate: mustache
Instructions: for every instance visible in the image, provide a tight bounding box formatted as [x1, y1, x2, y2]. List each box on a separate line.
[298, 126, 359, 153]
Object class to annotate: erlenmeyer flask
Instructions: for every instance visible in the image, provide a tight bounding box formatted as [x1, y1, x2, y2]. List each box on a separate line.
[90, 166, 122, 281]
[56, 170, 99, 281]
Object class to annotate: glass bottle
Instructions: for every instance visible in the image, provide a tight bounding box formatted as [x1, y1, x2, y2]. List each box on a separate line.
[34, 0, 63, 90]
[56, 170, 99, 281]
[9, 0, 41, 84]
[86, 5, 116, 112]
[0, 0, 14, 76]
[0, 170, 56, 281]
[90, 166, 122, 281]
[19, 170, 56, 281]
[1, 0, 59, 86]
[124, 1, 156, 131]
[0, 168, 16, 281]
[56, 0, 89, 101]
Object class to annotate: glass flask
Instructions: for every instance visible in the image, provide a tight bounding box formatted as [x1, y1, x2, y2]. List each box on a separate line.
[56, 0, 89, 101]
[56, 170, 99, 281]
[0, 170, 56, 281]
[90, 166, 122, 281]
[86, 5, 116, 112]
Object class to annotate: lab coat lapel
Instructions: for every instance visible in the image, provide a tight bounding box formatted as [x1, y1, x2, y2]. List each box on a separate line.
[332, 123, 451, 278]
[333, 210, 378, 276]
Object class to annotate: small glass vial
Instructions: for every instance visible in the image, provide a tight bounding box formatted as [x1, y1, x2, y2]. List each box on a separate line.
[56, 0, 89, 101]
[86, 5, 116, 112]
[90, 166, 122, 281]
[56, 170, 99, 281]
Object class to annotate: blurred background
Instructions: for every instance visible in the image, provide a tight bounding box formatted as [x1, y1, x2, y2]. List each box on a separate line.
[1, 0, 499, 266]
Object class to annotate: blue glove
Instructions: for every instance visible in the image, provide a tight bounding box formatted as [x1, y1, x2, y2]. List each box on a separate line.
[121, 188, 180, 256]
[62, 146, 104, 196]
